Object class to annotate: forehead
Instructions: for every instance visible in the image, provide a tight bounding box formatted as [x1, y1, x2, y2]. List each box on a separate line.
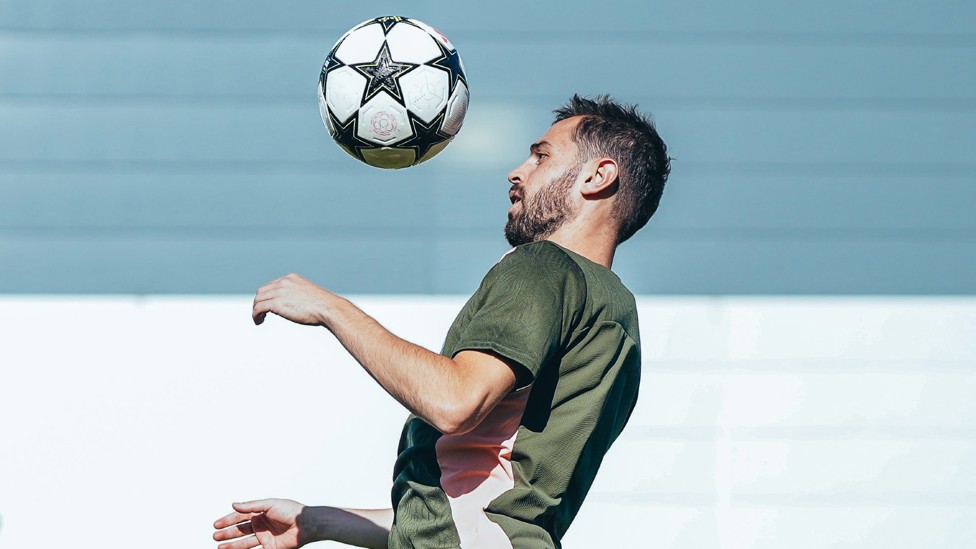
[536, 116, 582, 152]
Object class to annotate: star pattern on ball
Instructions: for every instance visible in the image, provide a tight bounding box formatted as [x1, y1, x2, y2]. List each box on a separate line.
[320, 51, 345, 84]
[398, 112, 450, 162]
[327, 109, 373, 162]
[350, 41, 419, 105]
[428, 39, 467, 98]
[374, 16, 406, 35]
[320, 28, 354, 78]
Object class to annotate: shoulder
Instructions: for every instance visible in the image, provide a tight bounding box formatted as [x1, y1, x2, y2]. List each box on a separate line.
[495, 240, 586, 282]
[476, 241, 588, 313]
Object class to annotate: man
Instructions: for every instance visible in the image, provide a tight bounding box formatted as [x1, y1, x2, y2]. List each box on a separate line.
[213, 95, 670, 549]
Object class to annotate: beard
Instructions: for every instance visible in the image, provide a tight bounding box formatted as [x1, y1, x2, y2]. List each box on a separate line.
[504, 165, 579, 247]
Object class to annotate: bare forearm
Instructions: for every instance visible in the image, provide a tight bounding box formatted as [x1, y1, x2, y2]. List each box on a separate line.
[301, 506, 392, 549]
[250, 274, 516, 434]
[316, 294, 480, 433]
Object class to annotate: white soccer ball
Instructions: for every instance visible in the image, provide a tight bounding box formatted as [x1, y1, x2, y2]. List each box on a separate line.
[318, 16, 469, 169]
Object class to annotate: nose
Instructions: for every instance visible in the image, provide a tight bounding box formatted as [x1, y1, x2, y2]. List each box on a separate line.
[508, 161, 525, 185]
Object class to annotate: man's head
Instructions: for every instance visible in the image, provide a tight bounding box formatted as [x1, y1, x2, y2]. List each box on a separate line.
[553, 95, 671, 243]
[504, 95, 670, 247]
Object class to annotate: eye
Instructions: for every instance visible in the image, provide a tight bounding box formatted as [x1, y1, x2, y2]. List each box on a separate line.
[534, 152, 548, 165]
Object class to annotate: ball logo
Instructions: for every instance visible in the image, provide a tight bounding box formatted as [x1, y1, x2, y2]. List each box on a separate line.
[410, 75, 444, 110]
[371, 111, 398, 137]
[431, 27, 449, 45]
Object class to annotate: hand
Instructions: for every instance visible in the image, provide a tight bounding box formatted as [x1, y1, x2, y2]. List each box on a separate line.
[252, 273, 333, 326]
[213, 499, 307, 549]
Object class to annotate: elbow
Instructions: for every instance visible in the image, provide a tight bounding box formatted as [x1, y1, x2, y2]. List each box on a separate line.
[428, 399, 482, 436]
[433, 419, 469, 437]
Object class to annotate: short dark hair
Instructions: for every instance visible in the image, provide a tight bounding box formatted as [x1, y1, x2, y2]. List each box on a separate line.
[553, 95, 671, 243]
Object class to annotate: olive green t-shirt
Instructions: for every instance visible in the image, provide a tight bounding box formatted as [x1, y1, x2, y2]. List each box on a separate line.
[389, 240, 641, 548]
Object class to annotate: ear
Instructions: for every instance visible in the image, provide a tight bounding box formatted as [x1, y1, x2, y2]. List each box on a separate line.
[580, 158, 619, 198]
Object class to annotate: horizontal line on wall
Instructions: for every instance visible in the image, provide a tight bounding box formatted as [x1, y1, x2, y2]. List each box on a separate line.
[2, 94, 975, 112]
[732, 492, 976, 507]
[1, 226, 975, 242]
[2, 28, 975, 47]
[2, 160, 975, 178]
[587, 491, 976, 507]
[644, 358, 976, 373]
[679, 161, 976, 177]
[0, 226, 494, 240]
[622, 425, 976, 441]
[0, 226, 494, 239]
[585, 492, 717, 506]
[640, 228, 976, 242]
[0, 159, 341, 174]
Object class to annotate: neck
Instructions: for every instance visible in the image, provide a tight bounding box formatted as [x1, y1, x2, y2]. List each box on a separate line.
[545, 224, 617, 269]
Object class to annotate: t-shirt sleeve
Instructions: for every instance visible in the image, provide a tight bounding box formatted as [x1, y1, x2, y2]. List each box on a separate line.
[450, 244, 585, 386]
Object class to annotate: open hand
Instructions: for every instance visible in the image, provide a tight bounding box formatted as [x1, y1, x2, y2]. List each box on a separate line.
[213, 498, 306, 549]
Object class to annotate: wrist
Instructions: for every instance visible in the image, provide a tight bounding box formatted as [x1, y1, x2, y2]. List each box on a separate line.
[315, 292, 351, 330]
[297, 505, 332, 545]
[312, 290, 342, 328]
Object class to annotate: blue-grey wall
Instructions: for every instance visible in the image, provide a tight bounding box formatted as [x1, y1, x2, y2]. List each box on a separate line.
[1, 0, 974, 294]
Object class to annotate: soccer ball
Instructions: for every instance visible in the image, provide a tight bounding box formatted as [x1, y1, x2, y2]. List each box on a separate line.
[318, 16, 469, 169]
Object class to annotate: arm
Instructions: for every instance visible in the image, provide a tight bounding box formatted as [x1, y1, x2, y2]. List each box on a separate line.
[213, 499, 392, 549]
[252, 273, 518, 435]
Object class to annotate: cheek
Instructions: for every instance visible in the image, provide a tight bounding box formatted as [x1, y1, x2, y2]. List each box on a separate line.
[520, 169, 548, 193]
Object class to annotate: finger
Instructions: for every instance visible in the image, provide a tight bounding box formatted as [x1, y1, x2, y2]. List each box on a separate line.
[283, 272, 305, 284]
[213, 511, 254, 529]
[259, 275, 287, 289]
[252, 286, 276, 311]
[252, 303, 270, 325]
[252, 278, 285, 307]
[255, 278, 284, 295]
[252, 295, 276, 324]
[217, 535, 262, 549]
[213, 520, 254, 541]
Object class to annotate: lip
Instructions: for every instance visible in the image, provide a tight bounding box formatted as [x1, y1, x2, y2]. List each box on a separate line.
[508, 187, 522, 204]
[507, 195, 520, 217]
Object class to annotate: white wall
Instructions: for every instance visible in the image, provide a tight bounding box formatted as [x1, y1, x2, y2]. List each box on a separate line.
[1, 296, 974, 548]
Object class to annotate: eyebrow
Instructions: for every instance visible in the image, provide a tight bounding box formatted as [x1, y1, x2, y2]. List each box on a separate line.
[530, 140, 551, 154]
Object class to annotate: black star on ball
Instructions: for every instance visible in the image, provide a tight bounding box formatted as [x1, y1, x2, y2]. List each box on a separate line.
[398, 112, 450, 162]
[351, 42, 419, 105]
[328, 110, 373, 162]
[428, 40, 467, 97]
[320, 51, 345, 81]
